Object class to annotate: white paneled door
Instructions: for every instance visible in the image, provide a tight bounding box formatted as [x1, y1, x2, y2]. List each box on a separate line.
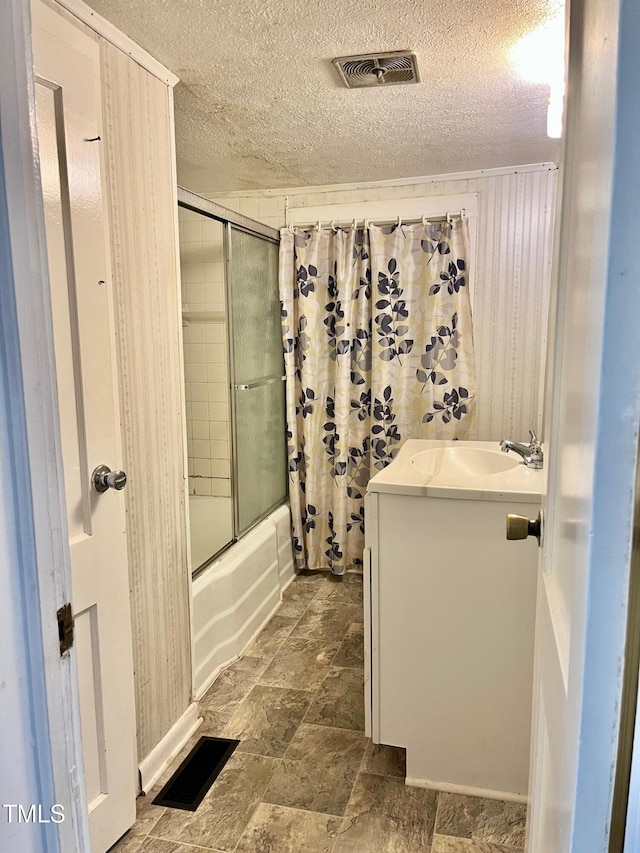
[524, 0, 640, 849]
[32, 4, 137, 851]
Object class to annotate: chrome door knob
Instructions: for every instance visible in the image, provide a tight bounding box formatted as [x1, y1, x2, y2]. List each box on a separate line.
[92, 464, 127, 493]
[506, 510, 543, 544]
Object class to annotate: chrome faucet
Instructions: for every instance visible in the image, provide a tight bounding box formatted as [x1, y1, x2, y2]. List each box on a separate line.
[500, 429, 543, 469]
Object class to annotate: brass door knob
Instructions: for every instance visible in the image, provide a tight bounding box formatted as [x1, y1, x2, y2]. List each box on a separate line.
[506, 511, 543, 544]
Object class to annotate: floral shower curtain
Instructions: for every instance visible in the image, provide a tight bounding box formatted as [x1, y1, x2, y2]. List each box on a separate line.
[279, 218, 477, 574]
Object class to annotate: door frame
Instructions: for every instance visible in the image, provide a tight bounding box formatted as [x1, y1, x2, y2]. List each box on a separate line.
[3, 0, 640, 852]
[0, 0, 89, 850]
[563, 0, 640, 846]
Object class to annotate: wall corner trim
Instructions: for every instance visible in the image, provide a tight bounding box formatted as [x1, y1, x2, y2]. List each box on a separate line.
[53, 0, 179, 87]
[206, 162, 560, 200]
[138, 702, 202, 794]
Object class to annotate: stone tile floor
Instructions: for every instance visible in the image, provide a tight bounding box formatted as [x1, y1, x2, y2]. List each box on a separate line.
[111, 572, 527, 853]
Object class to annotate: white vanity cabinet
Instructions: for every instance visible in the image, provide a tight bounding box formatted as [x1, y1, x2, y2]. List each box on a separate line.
[364, 440, 542, 799]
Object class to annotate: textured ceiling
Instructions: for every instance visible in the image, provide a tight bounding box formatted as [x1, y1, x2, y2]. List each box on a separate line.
[86, 0, 562, 192]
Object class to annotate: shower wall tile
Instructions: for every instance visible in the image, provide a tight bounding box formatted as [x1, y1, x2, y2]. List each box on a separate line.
[188, 363, 207, 383]
[206, 343, 225, 362]
[208, 363, 226, 381]
[211, 460, 231, 478]
[184, 283, 203, 306]
[194, 478, 212, 496]
[208, 383, 227, 402]
[182, 263, 203, 283]
[206, 324, 225, 343]
[203, 282, 224, 308]
[187, 343, 206, 363]
[180, 206, 201, 221]
[192, 439, 210, 458]
[210, 400, 229, 422]
[191, 401, 208, 421]
[182, 220, 203, 242]
[210, 422, 228, 441]
[189, 325, 205, 343]
[192, 420, 209, 440]
[201, 219, 220, 242]
[193, 459, 211, 477]
[211, 440, 229, 459]
[179, 205, 231, 497]
[211, 479, 232, 497]
[190, 383, 207, 402]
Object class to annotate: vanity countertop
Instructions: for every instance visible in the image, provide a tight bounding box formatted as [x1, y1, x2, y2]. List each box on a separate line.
[367, 439, 543, 503]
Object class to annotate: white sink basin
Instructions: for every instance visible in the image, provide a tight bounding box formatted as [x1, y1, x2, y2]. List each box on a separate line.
[410, 446, 521, 479]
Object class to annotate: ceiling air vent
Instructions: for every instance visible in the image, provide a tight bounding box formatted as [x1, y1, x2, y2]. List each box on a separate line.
[333, 51, 420, 89]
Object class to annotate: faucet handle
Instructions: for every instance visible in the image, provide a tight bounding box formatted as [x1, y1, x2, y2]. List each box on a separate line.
[529, 428, 540, 447]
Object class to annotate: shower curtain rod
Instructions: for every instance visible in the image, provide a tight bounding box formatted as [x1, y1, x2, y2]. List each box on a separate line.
[287, 210, 467, 232]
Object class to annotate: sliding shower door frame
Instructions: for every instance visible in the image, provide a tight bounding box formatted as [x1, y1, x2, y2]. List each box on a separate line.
[177, 187, 287, 574]
[224, 220, 288, 541]
[224, 220, 241, 539]
[177, 186, 279, 243]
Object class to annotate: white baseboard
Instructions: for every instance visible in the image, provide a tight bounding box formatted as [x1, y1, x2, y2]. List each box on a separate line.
[404, 777, 528, 804]
[139, 702, 202, 793]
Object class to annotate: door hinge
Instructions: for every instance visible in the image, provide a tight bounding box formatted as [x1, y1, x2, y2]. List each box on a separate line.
[57, 602, 74, 656]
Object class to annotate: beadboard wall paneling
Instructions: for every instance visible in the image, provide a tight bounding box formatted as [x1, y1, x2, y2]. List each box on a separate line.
[212, 166, 557, 442]
[102, 43, 192, 763]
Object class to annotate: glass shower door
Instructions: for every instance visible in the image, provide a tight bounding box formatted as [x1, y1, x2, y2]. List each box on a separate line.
[179, 206, 234, 572]
[227, 225, 287, 535]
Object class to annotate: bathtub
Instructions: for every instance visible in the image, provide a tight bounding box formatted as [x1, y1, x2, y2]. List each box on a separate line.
[188, 494, 233, 570]
[191, 503, 295, 698]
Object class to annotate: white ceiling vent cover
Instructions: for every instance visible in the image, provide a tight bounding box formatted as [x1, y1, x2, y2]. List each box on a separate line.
[333, 51, 420, 89]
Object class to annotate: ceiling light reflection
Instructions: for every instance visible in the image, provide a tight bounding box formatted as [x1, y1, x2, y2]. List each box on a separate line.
[510, 6, 566, 139]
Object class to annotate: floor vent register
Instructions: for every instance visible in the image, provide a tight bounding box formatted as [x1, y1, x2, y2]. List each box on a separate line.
[152, 736, 239, 811]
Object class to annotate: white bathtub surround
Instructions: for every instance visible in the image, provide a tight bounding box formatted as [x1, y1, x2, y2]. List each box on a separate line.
[188, 495, 233, 569]
[365, 439, 542, 799]
[193, 504, 295, 698]
[272, 504, 296, 591]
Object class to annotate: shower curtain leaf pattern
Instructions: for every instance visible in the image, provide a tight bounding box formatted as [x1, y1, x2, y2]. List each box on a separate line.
[432, 258, 467, 296]
[280, 219, 477, 574]
[421, 220, 452, 262]
[423, 386, 472, 426]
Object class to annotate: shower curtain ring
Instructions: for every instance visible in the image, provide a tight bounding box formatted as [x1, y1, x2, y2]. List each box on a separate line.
[396, 215, 402, 227]
[316, 220, 321, 231]
[422, 215, 427, 226]
[331, 220, 337, 231]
